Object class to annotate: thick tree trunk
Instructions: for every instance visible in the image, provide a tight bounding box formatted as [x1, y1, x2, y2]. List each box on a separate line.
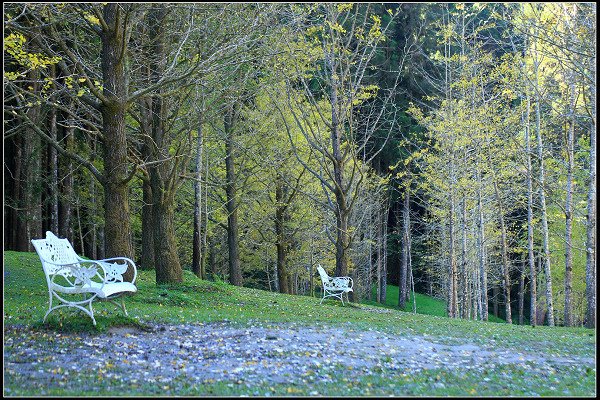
[23, 70, 43, 249]
[100, 4, 134, 281]
[152, 198, 183, 284]
[147, 4, 183, 284]
[224, 104, 243, 287]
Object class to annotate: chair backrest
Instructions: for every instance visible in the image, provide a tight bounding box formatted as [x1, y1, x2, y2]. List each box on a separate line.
[31, 231, 80, 277]
[317, 265, 330, 284]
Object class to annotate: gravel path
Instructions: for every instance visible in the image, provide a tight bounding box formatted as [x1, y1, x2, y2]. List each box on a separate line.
[4, 320, 594, 395]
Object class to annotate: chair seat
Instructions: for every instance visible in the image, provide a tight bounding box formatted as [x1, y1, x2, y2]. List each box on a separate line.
[51, 281, 137, 298]
[325, 286, 353, 293]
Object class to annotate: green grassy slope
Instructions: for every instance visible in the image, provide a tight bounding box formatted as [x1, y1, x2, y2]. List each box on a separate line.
[3, 251, 596, 396]
[363, 283, 506, 323]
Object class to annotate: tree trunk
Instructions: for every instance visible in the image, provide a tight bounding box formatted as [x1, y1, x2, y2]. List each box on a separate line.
[329, 54, 350, 278]
[477, 172, 488, 321]
[493, 179, 512, 324]
[448, 192, 458, 318]
[525, 91, 537, 327]
[152, 199, 183, 284]
[519, 258, 525, 325]
[101, 4, 134, 279]
[563, 70, 576, 327]
[224, 104, 243, 286]
[399, 190, 409, 309]
[275, 175, 290, 294]
[23, 69, 43, 249]
[460, 197, 468, 319]
[147, 4, 183, 284]
[192, 114, 205, 279]
[584, 60, 596, 329]
[376, 202, 383, 303]
[533, 32, 555, 327]
[141, 180, 155, 270]
[59, 124, 74, 242]
[49, 65, 59, 235]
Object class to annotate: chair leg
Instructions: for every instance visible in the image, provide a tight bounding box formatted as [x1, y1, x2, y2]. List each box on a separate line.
[120, 296, 128, 316]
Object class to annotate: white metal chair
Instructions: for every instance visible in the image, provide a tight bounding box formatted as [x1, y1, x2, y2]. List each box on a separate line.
[31, 231, 138, 326]
[317, 264, 353, 305]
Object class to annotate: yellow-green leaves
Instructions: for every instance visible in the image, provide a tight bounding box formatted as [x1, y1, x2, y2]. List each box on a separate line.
[368, 14, 384, 41]
[352, 84, 379, 106]
[336, 3, 353, 13]
[4, 33, 61, 73]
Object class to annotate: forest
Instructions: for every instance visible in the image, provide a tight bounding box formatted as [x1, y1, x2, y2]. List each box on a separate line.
[3, 2, 596, 330]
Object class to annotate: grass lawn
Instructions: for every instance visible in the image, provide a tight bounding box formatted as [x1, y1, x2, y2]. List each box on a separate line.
[363, 283, 506, 323]
[3, 250, 596, 396]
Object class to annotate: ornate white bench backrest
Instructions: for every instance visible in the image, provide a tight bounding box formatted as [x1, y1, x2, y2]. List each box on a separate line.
[317, 265, 331, 287]
[31, 231, 81, 279]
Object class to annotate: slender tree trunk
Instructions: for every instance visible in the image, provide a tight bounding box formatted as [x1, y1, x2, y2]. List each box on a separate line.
[493, 286, 499, 318]
[49, 65, 59, 235]
[533, 33, 555, 327]
[477, 173, 488, 321]
[460, 197, 468, 319]
[563, 70, 576, 327]
[399, 189, 409, 309]
[448, 192, 458, 318]
[584, 63, 596, 329]
[376, 202, 383, 303]
[192, 113, 205, 279]
[382, 208, 388, 302]
[328, 53, 351, 278]
[224, 103, 243, 286]
[519, 258, 525, 325]
[11, 134, 24, 249]
[493, 179, 512, 324]
[141, 180, 155, 270]
[525, 91, 537, 327]
[59, 124, 74, 242]
[138, 95, 154, 271]
[275, 175, 290, 294]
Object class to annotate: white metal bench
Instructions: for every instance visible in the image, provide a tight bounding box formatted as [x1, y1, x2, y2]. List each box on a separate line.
[317, 264, 353, 305]
[31, 231, 138, 326]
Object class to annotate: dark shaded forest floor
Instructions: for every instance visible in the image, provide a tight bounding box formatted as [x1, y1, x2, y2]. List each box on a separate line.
[4, 320, 596, 396]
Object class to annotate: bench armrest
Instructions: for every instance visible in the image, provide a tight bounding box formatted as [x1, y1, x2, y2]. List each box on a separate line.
[93, 257, 138, 284]
[330, 276, 353, 289]
[49, 260, 107, 290]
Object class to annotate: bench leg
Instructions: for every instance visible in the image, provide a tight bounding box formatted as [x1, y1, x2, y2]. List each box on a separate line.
[120, 296, 129, 316]
[43, 292, 97, 326]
